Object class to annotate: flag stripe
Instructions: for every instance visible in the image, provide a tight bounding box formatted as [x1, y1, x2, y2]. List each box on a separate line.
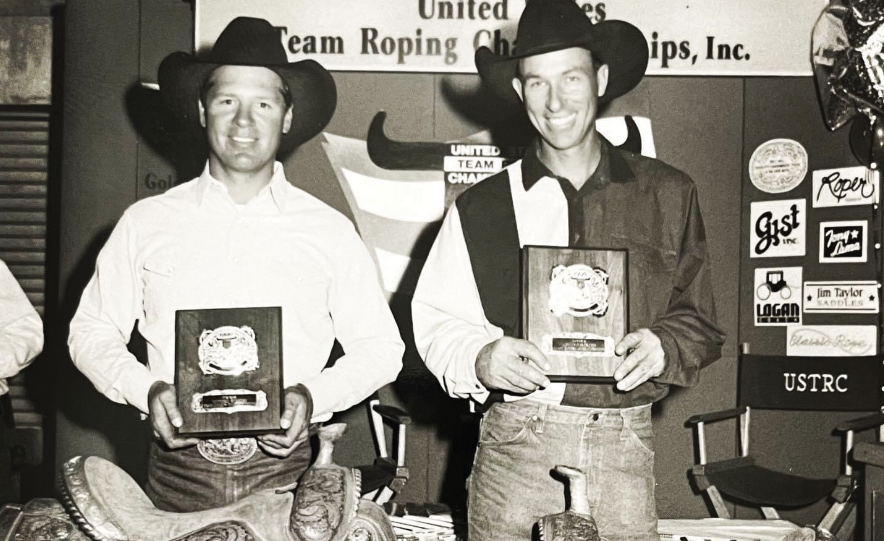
[340, 166, 445, 223]
[374, 247, 420, 295]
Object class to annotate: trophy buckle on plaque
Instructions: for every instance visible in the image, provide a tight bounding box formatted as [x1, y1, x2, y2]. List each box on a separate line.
[522, 246, 628, 383]
[175, 307, 284, 437]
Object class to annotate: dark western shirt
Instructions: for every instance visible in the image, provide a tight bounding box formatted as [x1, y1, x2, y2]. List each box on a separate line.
[412, 137, 725, 408]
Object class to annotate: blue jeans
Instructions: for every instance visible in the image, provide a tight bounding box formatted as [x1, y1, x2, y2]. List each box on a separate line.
[468, 400, 657, 541]
[145, 439, 312, 512]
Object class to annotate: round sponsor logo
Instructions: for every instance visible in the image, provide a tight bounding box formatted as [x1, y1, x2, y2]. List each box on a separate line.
[749, 138, 808, 194]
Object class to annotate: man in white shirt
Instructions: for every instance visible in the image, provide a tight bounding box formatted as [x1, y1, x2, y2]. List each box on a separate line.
[69, 17, 404, 512]
[0, 259, 43, 397]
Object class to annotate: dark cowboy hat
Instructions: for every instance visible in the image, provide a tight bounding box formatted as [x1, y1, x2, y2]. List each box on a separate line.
[475, 0, 648, 104]
[158, 17, 337, 156]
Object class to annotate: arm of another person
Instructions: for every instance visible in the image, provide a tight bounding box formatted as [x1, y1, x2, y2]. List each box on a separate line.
[0, 261, 44, 392]
[412, 205, 549, 400]
[615, 184, 725, 391]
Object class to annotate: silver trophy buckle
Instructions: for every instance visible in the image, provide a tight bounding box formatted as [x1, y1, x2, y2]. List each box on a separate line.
[196, 437, 258, 465]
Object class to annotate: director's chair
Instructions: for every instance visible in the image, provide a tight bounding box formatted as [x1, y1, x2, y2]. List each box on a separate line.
[356, 393, 411, 504]
[687, 344, 884, 541]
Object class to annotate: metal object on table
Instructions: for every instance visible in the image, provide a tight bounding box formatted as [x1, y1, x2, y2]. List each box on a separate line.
[537, 465, 600, 541]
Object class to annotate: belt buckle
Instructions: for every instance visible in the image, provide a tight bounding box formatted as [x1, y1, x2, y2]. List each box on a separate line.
[197, 437, 258, 465]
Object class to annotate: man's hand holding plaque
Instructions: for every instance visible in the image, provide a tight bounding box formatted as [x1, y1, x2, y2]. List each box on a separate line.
[148, 381, 200, 449]
[256, 383, 313, 457]
[476, 337, 551, 394]
[613, 328, 665, 391]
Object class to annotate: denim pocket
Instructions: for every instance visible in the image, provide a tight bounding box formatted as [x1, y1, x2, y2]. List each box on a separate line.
[477, 404, 534, 447]
[615, 423, 657, 529]
[622, 421, 654, 459]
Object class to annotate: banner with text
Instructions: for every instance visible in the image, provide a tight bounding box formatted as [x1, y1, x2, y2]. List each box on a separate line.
[195, 0, 826, 76]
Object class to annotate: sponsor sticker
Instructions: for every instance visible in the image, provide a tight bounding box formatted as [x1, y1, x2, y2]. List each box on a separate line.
[754, 267, 802, 326]
[812, 166, 879, 207]
[749, 138, 808, 194]
[819, 220, 867, 263]
[804, 281, 879, 314]
[750, 199, 806, 258]
[786, 325, 877, 356]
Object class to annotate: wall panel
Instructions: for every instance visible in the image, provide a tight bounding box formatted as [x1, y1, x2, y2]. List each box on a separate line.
[739, 77, 876, 525]
[648, 77, 743, 519]
[57, 0, 148, 480]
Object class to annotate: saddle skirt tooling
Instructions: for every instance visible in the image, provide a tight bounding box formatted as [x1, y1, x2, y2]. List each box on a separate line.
[56, 423, 395, 541]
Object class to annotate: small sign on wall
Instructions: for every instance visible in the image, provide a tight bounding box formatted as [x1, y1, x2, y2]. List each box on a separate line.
[754, 267, 802, 326]
[812, 166, 878, 207]
[748, 139, 807, 194]
[804, 280, 879, 314]
[819, 220, 867, 263]
[739, 354, 884, 411]
[750, 199, 806, 258]
[786, 325, 877, 356]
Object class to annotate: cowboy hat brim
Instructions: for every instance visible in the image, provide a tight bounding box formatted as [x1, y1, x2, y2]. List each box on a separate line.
[158, 51, 337, 156]
[476, 20, 649, 105]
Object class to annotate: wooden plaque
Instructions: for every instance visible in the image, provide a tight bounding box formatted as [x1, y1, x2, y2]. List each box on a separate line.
[522, 246, 628, 382]
[175, 307, 284, 437]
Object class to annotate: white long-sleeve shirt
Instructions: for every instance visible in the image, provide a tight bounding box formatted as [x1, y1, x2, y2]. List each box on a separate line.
[68, 162, 404, 419]
[0, 260, 43, 395]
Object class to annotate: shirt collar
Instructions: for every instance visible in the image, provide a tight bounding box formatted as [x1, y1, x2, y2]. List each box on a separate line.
[520, 136, 636, 192]
[194, 161, 289, 213]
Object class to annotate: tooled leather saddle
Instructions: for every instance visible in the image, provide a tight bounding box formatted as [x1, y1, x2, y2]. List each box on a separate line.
[55, 423, 395, 541]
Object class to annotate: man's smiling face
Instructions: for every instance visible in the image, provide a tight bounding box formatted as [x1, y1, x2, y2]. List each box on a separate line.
[513, 47, 609, 154]
[199, 65, 293, 181]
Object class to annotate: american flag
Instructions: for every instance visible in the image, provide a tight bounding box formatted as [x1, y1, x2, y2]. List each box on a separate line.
[321, 113, 656, 299]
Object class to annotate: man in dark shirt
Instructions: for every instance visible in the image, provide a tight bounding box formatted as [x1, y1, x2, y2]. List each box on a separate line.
[411, 0, 725, 539]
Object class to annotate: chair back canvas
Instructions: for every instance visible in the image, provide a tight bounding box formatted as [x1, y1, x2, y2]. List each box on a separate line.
[738, 353, 884, 412]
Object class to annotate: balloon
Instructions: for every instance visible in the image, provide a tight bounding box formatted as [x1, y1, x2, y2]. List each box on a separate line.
[849, 114, 884, 167]
[812, 0, 884, 166]
[813, 1, 857, 130]
[812, 0, 884, 129]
